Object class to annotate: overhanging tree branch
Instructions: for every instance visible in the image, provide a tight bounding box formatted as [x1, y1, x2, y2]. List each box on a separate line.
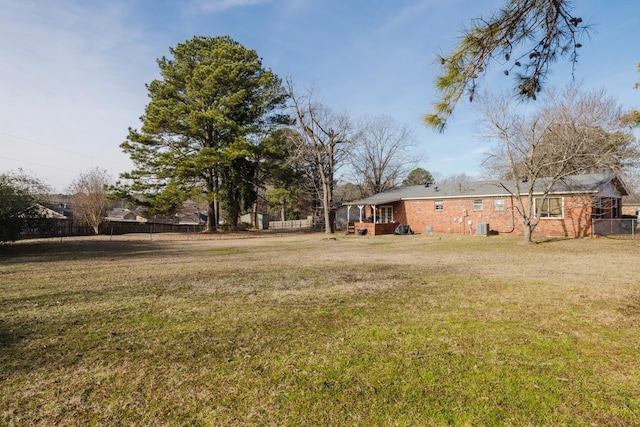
[425, 0, 589, 132]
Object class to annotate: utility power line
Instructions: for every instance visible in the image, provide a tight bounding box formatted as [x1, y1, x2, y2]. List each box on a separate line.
[0, 131, 130, 168]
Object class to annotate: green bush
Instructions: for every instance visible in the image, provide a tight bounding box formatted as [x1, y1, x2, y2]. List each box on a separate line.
[0, 171, 48, 243]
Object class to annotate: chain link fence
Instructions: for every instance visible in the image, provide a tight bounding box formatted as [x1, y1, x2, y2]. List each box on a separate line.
[591, 218, 638, 239]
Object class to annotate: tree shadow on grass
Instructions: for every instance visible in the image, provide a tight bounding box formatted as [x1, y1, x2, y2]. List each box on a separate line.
[0, 323, 26, 349]
[1, 317, 88, 375]
[0, 298, 146, 375]
[0, 239, 196, 264]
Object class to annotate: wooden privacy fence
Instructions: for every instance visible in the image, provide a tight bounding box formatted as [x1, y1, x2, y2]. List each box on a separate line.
[100, 221, 204, 235]
[20, 219, 204, 238]
[21, 219, 93, 237]
[268, 219, 312, 230]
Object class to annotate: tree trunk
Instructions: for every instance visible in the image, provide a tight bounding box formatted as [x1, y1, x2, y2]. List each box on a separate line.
[204, 171, 218, 233]
[206, 201, 217, 232]
[252, 201, 258, 228]
[521, 211, 538, 243]
[230, 211, 239, 232]
[321, 181, 333, 234]
[215, 199, 220, 230]
[329, 209, 336, 233]
[523, 224, 533, 243]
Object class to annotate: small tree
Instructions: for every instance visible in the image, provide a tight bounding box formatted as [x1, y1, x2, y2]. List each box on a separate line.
[0, 170, 49, 243]
[479, 84, 639, 242]
[68, 168, 112, 234]
[266, 187, 292, 221]
[402, 167, 434, 186]
[249, 127, 300, 227]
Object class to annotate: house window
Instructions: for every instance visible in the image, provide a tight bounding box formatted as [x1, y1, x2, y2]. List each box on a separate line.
[473, 199, 483, 211]
[535, 197, 563, 218]
[435, 200, 443, 211]
[378, 206, 393, 223]
[494, 198, 506, 211]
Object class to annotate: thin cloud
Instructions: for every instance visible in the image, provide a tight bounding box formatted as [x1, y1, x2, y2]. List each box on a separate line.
[385, 0, 438, 29]
[193, 0, 272, 13]
[0, 1, 152, 191]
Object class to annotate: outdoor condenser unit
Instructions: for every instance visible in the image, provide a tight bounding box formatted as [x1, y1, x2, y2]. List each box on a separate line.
[476, 223, 489, 236]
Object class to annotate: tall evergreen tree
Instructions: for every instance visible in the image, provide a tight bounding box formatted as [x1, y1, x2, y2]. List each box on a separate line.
[119, 36, 287, 231]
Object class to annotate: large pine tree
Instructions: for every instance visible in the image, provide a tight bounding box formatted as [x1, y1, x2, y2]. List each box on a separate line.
[120, 36, 287, 231]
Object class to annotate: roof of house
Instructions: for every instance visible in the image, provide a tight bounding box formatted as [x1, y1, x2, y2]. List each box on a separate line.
[27, 204, 68, 219]
[104, 208, 147, 222]
[344, 173, 628, 206]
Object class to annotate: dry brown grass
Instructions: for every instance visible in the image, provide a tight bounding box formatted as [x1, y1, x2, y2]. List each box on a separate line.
[1, 232, 640, 425]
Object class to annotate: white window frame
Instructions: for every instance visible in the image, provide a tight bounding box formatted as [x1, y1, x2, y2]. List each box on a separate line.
[494, 198, 506, 211]
[473, 199, 483, 211]
[435, 200, 443, 211]
[535, 197, 564, 219]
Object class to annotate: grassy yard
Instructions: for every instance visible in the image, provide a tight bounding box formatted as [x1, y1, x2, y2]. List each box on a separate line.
[1, 233, 639, 426]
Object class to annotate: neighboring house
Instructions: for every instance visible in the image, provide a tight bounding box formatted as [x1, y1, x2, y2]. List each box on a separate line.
[622, 195, 640, 218]
[104, 208, 147, 222]
[20, 204, 70, 237]
[29, 204, 68, 220]
[175, 212, 207, 225]
[344, 173, 629, 238]
[240, 212, 269, 230]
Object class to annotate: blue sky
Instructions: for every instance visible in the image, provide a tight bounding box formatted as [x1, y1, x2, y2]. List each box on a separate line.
[1, 0, 638, 192]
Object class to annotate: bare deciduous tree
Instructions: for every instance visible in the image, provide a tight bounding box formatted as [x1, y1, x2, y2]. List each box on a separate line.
[437, 173, 474, 186]
[68, 168, 112, 234]
[479, 84, 639, 242]
[349, 115, 418, 198]
[287, 80, 354, 234]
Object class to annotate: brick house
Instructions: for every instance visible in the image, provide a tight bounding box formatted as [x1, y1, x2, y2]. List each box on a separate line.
[344, 173, 629, 238]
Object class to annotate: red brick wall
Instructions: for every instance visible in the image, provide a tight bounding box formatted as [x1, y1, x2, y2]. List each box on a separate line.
[353, 222, 397, 236]
[397, 195, 597, 238]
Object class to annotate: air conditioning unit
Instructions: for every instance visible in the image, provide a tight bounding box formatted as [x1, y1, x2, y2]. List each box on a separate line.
[476, 223, 489, 236]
